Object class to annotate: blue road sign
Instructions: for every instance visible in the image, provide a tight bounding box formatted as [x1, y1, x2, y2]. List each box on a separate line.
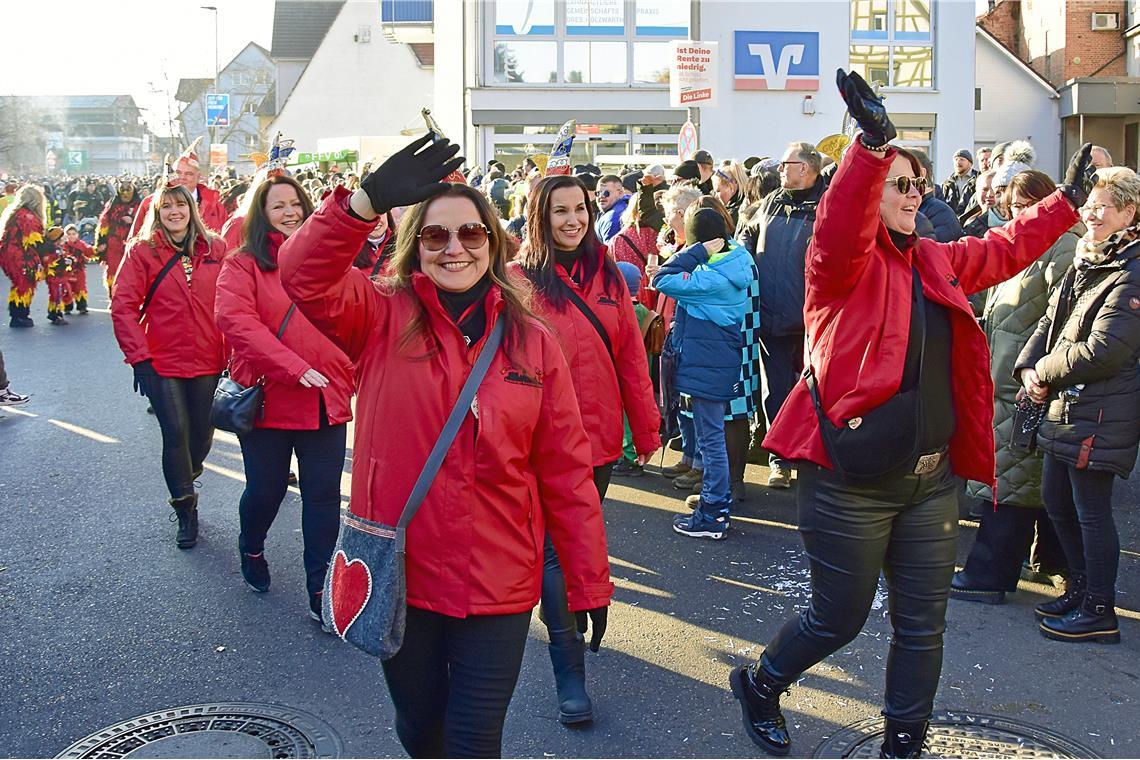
[206, 93, 230, 127]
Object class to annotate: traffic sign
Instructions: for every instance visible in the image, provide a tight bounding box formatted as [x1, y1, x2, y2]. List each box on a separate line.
[677, 121, 698, 162]
[66, 150, 87, 171]
[206, 94, 230, 127]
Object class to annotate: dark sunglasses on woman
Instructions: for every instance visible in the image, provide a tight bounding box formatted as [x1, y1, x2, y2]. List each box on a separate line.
[885, 176, 928, 195]
[417, 223, 490, 252]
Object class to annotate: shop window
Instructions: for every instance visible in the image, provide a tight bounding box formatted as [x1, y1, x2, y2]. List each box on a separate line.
[495, 0, 556, 35]
[493, 41, 558, 83]
[566, 0, 625, 35]
[635, 0, 688, 36]
[849, 0, 935, 88]
[633, 42, 671, 83]
[565, 41, 627, 83]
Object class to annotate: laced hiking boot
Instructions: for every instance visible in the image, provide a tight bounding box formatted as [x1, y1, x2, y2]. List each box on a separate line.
[767, 464, 792, 489]
[728, 664, 792, 756]
[673, 500, 729, 540]
[880, 718, 929, 758]
[1040, 595, 1120, 644]
[169, 495, 198, 549]
[612, 459, 644, 478]
[1034, 573, 1086, 621]
[0, 386, 30, 406]
[673, 468, 703, 491]
[950, 570, 1008, 605]
[549, 635, 593, 725]
[309, 592, 333, 634]
[660, 461, 693, 478]
[240, 541, 271, 593]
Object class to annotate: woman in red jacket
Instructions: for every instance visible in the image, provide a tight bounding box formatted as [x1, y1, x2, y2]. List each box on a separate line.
[111, 182, 227, 549]
[728, 71, 1092, 759]
[515, 174, 660, 726]
[214, 175, 355, 626]
[278, 135, 611, 758]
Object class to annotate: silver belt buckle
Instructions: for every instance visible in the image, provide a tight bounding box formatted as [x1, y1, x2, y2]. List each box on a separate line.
[913, 452, 942, 475]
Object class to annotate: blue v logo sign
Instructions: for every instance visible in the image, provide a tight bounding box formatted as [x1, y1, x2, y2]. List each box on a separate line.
[734, 31, 820, 91]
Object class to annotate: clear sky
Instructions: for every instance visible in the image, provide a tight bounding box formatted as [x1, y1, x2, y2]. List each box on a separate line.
[2, 0, 275, 136]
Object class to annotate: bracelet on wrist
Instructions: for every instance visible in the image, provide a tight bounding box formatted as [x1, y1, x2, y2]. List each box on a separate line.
[860, 136, 890, 152]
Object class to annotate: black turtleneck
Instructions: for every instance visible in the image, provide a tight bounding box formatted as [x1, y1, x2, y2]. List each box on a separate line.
[554, 248, 583, 283]
[437, 275, 492, 345]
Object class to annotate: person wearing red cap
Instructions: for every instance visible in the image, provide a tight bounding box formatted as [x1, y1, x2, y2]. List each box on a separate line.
[131, 138, 228, 237]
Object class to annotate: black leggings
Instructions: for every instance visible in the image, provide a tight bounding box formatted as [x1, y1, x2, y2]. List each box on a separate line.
[725, 417, 750, 484]
[381, 607, 531, 758]
[237, 410, 347, 596]
[146, 374, 219, 500]
[1041, 453, 1119, 601]
[760, 459, 959, 722]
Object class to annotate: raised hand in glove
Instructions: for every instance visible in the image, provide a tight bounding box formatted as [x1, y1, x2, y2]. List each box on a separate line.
[836, 68, 896, 148]
[1059, 142, 1094, 210]
[574, 606, 608, 653]
[132, 359, 159, 398]
[358, 132, 463, 216]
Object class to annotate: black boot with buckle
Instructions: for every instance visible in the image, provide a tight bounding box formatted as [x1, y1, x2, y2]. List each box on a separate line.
[729, 662, 792, 756]
[170, 494, 198, 549]
[1040, 594, 1120, 644]
[1034, 572, 1085, 621]
[880, 718, 928, 758]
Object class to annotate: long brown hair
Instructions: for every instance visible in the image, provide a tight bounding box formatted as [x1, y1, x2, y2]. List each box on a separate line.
[239, 175, 314, 271]
[383, 184, 534, 358]
[999, 170, 1055, 218]
[136, 184, 212, 251]
[517, 175, 620, 310]
[692, 195, 735, 235]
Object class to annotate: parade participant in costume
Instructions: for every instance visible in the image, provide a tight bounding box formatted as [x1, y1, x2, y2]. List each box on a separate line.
[111, 178, 227, 549]
[0, 184, 49, 327]
[61, 224, 94, 315]
[130, 139, 227, 236]
[95, 179, 142, 292]
[41, 225, 74, 324]
[215, 172, 354, 627]
[728, 70, 1091, 759]
[279, 134, 611, 758]
[515, 172, 660, 726]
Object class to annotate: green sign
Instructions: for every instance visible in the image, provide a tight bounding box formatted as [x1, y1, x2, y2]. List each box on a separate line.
[289, 149, 358, 165]
[66, 149, 87, 171]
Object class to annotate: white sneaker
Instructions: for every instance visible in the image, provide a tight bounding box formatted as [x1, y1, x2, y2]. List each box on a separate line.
[0, 386, 29, 406]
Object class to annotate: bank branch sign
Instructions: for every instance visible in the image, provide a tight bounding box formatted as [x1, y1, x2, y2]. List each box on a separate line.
[734, 31, 820, 91]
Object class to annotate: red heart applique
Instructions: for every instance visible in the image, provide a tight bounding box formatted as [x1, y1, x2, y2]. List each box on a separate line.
[329, 551, 372, 638]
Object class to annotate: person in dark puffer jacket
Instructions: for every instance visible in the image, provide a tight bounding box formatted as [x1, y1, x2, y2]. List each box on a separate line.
[1016, 166, 1140, 645]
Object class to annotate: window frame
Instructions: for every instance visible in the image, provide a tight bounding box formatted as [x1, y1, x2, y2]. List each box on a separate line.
[848, 0, 936, 91]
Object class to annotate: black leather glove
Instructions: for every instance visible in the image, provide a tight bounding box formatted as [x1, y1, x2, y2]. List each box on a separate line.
[836, 68, 896, 148]
[132, 359, 159, 398]
[1059, 142, 1094, 210]
[574, 606, 608, 652]
[360, 132, 463, 215]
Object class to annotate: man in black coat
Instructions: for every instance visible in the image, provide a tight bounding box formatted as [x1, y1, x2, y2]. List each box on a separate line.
[942, 149, 978, 216]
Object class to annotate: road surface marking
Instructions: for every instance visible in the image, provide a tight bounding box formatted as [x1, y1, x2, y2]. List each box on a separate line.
[47, 419, 118, 443]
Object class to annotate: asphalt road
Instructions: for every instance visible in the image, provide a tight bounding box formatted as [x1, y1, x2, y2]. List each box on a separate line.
[1, 266, 1138, 758]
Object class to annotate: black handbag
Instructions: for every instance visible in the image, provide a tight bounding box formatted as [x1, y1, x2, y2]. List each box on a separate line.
[1010, 396, 1046, 453]
[211, 304, 296, 435]
[803, 269, 928, 484]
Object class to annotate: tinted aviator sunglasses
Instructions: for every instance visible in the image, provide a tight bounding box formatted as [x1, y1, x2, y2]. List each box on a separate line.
[417, 223, 490, 252]
[885, 176, 928, 195]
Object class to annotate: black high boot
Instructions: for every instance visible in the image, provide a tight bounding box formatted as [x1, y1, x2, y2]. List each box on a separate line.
[729, 663, 792, 756]
[1040, 595, 1120, 644]
[170, 494, 199, 549]
[1034, 572, 1085, 621]
[548, 632, 592, 724]
[880, 718, 928, 758]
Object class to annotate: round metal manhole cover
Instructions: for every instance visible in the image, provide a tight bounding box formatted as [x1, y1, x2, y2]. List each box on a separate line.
[813, 711, 1101, 758]
[56, 703, 342, 759]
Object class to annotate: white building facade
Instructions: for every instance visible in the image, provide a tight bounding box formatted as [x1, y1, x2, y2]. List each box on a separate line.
[434, 0, 978, 178]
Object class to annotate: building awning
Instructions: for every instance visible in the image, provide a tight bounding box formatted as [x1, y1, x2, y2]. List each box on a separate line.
[1059, 77, 1140, 117]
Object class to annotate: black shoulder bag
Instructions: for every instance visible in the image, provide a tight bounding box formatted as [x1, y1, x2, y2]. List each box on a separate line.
[803, 268, 927, 484]
[210, 304, 297, 435]
[564, 286, 615, 364]
[138, 250, 182, 318]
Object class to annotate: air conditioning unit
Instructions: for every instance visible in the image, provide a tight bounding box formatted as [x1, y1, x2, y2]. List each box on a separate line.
[1091, 12, 1119, 31]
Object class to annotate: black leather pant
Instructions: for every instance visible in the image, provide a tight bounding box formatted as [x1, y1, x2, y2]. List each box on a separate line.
[541, 463, 614, 640]
[760, 458, 959, 722]
[145, 374, 219, 500]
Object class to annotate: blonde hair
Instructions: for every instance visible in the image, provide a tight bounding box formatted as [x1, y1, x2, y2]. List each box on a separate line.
[661, 184, 702, 218]
[0, 184, 46, 234]
[716, 161, 749, 191]
[136, 185, 213, 250]
[1092, 166, 1140, 221]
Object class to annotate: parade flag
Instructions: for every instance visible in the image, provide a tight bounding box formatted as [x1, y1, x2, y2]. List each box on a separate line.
[422, 108, 468, 184]
[264, 132, 296, 176]
[544, 120, 576, 177]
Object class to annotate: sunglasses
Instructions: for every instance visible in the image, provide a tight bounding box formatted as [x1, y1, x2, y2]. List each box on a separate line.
[714, 169, 734, 182]
[778, 161, 805, 170]
[885, 176, 928, 195]
[417, 223, 490, 252]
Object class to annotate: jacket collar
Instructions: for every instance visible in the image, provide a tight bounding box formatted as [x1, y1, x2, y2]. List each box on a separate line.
[410, 270, 505, 341]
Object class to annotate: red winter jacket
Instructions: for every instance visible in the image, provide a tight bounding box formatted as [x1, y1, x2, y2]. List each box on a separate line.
[278, 188, 613, 617]
[111, 234, 227, 377]
[130, 184, 228, 238]
[220, 214, 244, 252]
[512, 248, 661, 466]
[215, 234, 354, 430]
[764, 142, 1080, 486]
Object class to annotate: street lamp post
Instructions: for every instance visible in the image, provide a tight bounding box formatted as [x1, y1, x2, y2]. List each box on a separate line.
[201, 5, 219, 167]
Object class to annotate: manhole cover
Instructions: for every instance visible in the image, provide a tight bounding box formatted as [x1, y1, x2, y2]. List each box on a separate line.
[56, 703, 342, 759]
[813, 711, 1101, 758]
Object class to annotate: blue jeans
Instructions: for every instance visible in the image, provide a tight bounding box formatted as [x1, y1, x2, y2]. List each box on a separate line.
[678, 410, 704, 469]
[691, 397, 730, 510]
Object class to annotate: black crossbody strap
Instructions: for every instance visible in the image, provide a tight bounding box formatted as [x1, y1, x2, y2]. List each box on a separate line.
[617, 233, 647, 265]
[139, 251, 182, 319]
[395, 318, 504, 551]
[276, 303, 297, 339]
[565, 286, 615, 364]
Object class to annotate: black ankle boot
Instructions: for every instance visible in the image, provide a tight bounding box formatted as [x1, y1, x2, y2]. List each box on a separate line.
[548, 634, 592, 725]
[950, 570, 1007, 604]
[880, 718, 928, 758]
[1040, 595, 1120, 644]
[1034, 572, 1085, 621]
[170, 495, 198, 549]
[729, 663, 792, 756]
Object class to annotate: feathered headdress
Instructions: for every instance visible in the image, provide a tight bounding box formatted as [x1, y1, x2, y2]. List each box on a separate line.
[544, 120, 577, 177]
[422, 108, 468, 184]
[157, 154, 177, 190]
[177, 137, 204, 171]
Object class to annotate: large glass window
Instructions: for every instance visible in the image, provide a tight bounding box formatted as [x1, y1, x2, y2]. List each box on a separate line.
[488, 0, 688, 86]
[490, 123, 681, 170]
[849, 0, 934, 88]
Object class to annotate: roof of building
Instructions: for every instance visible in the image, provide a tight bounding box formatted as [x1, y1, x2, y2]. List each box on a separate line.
[976, 25, 1060, 98]
[0, 95, 139, 111]
[175, 79, 213, 103]
[271, 0, 346, 59]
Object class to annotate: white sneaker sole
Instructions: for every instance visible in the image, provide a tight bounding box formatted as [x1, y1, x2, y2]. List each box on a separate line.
[673, 524, 727, 540]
